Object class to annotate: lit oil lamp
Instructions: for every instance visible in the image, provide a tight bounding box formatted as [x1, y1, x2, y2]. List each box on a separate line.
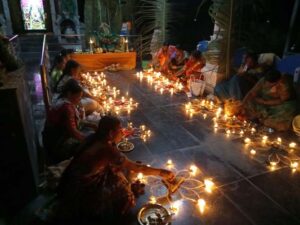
[170, 201, 181, 215]
[204, 179, 214, 193]
[290, 161, 298, 170]
[244, 138, 251, 144]
[147, 130, 152, 137]
[224, 114, 228, 121]
[226, 129, 231, 137]
[277, 137, 282, 145]
[166, 159, 173, 168]
[203, 113, 207, 120]
[250, 149, 256, 155]
[189, 165, 198, 176]
[160, 88, 164, 95]
[197, 199, 206, 214]
[240, 130, 244, 137]
[201, 100, 205, 107]
[262, 135, 268, 144]
[170, 88, 174, 96]
[140, 125, 146, 131]
[149, 196, 157, 204]
[289, 142, 297, 149]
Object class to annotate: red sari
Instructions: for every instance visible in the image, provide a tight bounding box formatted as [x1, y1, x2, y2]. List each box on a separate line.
[42, 99, 83, 163]
[57, 140, 134, 218]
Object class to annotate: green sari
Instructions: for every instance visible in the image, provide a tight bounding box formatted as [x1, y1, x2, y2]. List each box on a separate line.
[245, 76, 297, 131]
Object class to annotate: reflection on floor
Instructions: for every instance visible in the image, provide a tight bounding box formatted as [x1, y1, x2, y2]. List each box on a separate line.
[13, 69, 300, 225]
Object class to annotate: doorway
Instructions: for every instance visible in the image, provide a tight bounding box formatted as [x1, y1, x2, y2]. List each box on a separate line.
[8, 0, 52, 33]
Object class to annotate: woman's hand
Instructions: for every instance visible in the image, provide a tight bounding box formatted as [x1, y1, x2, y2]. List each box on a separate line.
[159, 169, 175, 181]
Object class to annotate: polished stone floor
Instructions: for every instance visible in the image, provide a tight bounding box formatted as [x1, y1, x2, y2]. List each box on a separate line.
[13, 61, 300, 225]
[97, 71, 300, 225]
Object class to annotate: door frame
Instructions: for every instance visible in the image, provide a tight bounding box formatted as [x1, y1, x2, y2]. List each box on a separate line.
[13, 0, 53, 33]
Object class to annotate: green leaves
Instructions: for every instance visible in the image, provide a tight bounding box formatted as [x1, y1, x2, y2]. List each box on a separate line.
[135, 0, 173, 56]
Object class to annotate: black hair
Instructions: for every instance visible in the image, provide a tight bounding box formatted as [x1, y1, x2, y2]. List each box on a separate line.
[176, 44, 183, 50]
[53, 54, 65, 66]
[163, 41, 170, 46]
[265, 69, 282, 83]
[55, 60, 80, 92]
[245, 52, 258, 63]
[191, 50, 202, 60]
[60, 48, 74, 57]
[50, 54, 65, 73]
[71, 115, 121, 159]
[59, 79, 83, 98]
[62, 60, 80, 77]
[95, 116, 121, 141]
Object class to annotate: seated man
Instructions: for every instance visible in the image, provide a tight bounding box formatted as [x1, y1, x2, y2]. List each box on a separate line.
[242, 70, 297, 131]
[152, 41, 176, 73]
[168, 44, 189, 73]
[214, 52, 264, 101]
[172, 50, 206, 90]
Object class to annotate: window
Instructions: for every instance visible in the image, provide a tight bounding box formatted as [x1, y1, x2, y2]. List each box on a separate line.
[20, 0, 46, 30]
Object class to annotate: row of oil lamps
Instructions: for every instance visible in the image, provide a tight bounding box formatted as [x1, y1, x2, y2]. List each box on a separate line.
[184, 100, 299, 171]
[126, 122, 152, 142]
[81, 71, 138, 115]
[135, 70, 184, 95]
[135, 160, 215, 215]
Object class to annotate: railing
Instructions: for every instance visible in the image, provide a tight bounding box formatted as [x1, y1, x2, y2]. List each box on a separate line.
[40, 34, 51, 116]
[8, 34, 20, 60]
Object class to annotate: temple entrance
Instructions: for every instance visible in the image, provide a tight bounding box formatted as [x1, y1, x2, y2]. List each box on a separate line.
[20, 0, 47, 31]
[8, 0, 52, 33]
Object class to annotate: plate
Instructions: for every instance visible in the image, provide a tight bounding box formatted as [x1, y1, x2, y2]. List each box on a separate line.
[137, 204, 171, 225]
[117, 141, 134, 152]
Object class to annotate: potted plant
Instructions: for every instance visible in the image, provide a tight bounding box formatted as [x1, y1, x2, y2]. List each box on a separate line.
[0, 35, 22, 87]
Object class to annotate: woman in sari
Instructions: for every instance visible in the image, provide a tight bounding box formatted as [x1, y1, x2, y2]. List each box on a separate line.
[242, 70, 297, 131]
[43, 79, 86, 164]
[50, 54, 66, 88]
[168, 44, 188, 73]
[214, 52, 264, 101]
[56, 116, 174, 221]
[152, 42, 176, 73]
[55, 60, 100, 114]
[173, 50, 206, 92]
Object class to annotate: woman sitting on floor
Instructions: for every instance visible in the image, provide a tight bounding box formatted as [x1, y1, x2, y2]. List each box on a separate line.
[172, 50, 206, 91]
[50, 54, 66, 88]
[242, 69, 297, 131]
[55, 60, 100, 114]
[43, 79, 87, 164]
[168, 44, 188, 73]
[152, 41, 176, 73]
[55, 116, 174, 221]
[214, 52, 264, 101]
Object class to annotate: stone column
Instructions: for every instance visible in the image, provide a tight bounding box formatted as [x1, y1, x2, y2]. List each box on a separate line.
[49, 0, 59, 35]
[2, 0, 13, 35]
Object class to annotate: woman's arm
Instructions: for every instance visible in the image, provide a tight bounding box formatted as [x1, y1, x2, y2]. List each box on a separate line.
[123, 158, 174, 179]
[242, 78, 264, 105]
[65, 105, 86, 141]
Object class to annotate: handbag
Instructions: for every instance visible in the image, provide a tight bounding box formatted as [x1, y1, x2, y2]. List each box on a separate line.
[190, 74, 206, 97]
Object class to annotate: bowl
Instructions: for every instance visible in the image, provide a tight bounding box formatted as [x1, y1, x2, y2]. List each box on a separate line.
[117, 141, 134, 153]
[137, 203, 171, 225]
